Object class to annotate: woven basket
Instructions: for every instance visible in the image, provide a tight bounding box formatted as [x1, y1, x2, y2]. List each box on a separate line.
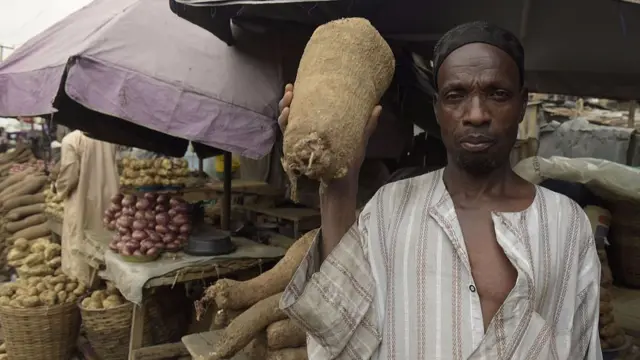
[0, 302, 81, 360]
[79, 300, 136, 360]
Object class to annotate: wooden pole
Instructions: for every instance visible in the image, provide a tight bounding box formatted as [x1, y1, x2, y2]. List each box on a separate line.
[221, 151, 232, 230]
[628, 101, 637, 129]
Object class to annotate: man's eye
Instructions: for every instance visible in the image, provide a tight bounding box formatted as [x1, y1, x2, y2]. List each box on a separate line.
[445, 92, 464, 100]
[491, 90, 510, 100]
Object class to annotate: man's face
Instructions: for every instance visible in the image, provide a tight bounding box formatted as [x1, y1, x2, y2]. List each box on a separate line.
[435, 43, 527, 175]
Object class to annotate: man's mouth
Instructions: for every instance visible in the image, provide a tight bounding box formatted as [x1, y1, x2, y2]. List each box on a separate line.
[459, 135, 495, 152]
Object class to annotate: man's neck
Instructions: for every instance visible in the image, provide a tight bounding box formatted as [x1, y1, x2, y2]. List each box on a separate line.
[443, 163, 517, 201]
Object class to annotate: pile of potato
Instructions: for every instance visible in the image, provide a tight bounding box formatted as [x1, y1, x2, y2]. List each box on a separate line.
[7, 238, 62, 278]
[80, 282, 127, 310]
[598, 249, 626, 349]
[119, 157, 189, 188]
[104, 192, 193, 258]
[44, 183, 64, 219]
[0, 273, 84, 308]
[194, 229, 318, 360]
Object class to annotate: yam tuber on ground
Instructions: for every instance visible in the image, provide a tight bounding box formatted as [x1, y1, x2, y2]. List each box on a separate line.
[213, 308, 245, 329]
[266, 319, 306, 350]
[266, 347, 308, 360]
[197, 229, 317, 315]
[8, 223, 51, 242]
[241, 332, 268, 360]
[5, 214, 47, 234]
[2, 193, 46, 213]
[209, 292, 287, 360]
[282, 18, 395, 200]
[6, 203, 47, 222]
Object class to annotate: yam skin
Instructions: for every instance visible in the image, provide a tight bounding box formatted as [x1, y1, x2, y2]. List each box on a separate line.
[266, 319, 306, 350]
[5, 214, 47, 234]
[282, 18, 395, 200]
[196, 229, 317, 316]
[0, 168, 35, 192]
[2, 193, 45, 213]
[0, 175, 46, 205]
[213, 308, 245, 329]
[210, 292, 287, 360]
[266, 347, 308, 360]
[8, 223, 50, 242]
[6, 203, 46, 221]
[241, 332, 268, 360]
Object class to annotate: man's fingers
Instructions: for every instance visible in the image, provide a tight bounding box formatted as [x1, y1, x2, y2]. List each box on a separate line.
[364, 105, 382, 139]
[278, 90, 294, 113]
[285, 83, 294, 92]
[278, 107, 290, 132]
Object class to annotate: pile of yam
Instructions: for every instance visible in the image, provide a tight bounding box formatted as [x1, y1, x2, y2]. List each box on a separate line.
[0, 144, 37, 178]
[598, 249, 627, 349]
[195, 229, 318, 360]
[282, 18, 395, 200]
[0, 149, 49, 274]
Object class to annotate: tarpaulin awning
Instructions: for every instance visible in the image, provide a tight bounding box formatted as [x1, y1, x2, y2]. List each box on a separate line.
[170, 0, 640, 100]
[0, 0, 284, 157]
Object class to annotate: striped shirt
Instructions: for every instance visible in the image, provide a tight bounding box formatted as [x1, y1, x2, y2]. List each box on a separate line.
[281, 169, 602, 360]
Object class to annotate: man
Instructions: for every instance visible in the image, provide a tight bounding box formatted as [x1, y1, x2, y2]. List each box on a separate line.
[56, 131, 119, 285]
[277, 22, 601, 360]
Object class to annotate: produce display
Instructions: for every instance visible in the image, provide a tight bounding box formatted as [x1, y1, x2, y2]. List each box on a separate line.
[9, 160, 53, 175]
[598, 249, 626, 350]
[194, 229, 317, 360]
[119, 157, 189, 188]
[7, 238, 63, 278]
[80, 282, 127, 310]
[0, 237, 86, 308]
[104, 192, 193, 259]
[44, 183, 64, 219]
[282, 18, 394, 201]
[0, 144, 37, 178]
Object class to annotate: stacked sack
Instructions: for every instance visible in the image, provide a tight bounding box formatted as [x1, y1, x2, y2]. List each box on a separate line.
[194, 230, 318, 360]
[0, 170, 49, 273]
[598, 249, 626, 350]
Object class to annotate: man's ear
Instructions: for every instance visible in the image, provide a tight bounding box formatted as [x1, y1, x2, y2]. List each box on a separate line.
[519, 86, 529, 124]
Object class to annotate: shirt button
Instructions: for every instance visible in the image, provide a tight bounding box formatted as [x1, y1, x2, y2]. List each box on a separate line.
[469, 285, 476, 293]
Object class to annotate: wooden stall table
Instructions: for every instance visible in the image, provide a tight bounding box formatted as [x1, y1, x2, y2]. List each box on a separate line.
[182, 330, 251, 360]
[98, 236, 286, 360]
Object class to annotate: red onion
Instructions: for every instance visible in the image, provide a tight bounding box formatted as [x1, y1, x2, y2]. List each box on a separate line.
[171, 214, 188, 226]
[121, 234, 132, 243]
[147, 222, 155, 230]
[123, 207, 136, 216]
[169, 197, 184, 207]
[111, 193, 124, 205]
[156, 194, 169, 204]
[132, 230, 148, 241]
[155, 204, 168, 213]
[144, 192, 157, 201]
[118, 227, 129, 235]
[172, 203, 189, 213]
[155, 213, 169, 225]
[179, 223, 192, 234]
[133, 250, 143, 256]
[166, 243, 179, 251]
[154, 243, 166, 250]
[177, 234, 188, 242]
[108, 203, 122, 213]
[114, 212, 122, 219]
[112, 233, 122, 242]
[108, 220, 116, 231]
[144, 211, 156, 222]
[155, 225, 168, 234]
[133, 220, 148, 231]
[141, 240, 155, 249]
[121, 194, 136, 207]
[167, 224, 179, 233]
[162, 233, 176, 244]
[147, 231, 162, 242]
[146, 247, 159, 256]
[109, 240, 118, 252]
[136, 199, 151, 211]
[168, 209, 177, 217]
[116, 241, 126, 251]
[134, 211, 145, 220]
[103, 217, 111, 226]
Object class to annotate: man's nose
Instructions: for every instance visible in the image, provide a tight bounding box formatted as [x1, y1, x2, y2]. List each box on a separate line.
[463, 96, 491, 127]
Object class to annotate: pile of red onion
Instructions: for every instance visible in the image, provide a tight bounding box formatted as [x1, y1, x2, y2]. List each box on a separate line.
[104, 192, 192, 258]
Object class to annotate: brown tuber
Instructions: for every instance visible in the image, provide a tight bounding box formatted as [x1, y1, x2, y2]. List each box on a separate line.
[282, 18, 395, 200]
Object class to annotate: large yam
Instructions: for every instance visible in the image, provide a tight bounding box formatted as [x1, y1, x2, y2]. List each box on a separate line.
[210, 293, 287, 360]
[5, 214, 47, 234]
[267, 348, 308, 360]
[0, 175, 46, 205]
[197, 229, 317, 314]
[282, 18, 395, 199]
[0, 169, 35, 196]
[6, 203, 47, 221]
[8, 223, 50, 241]
[2, 193, 45, 213]
[266, 319, 306, 350]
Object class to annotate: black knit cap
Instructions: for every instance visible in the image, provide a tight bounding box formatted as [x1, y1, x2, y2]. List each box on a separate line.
[432, 21, 525, 90]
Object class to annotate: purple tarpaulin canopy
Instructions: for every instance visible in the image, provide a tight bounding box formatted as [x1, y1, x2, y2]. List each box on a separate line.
[0, 0, 283, 158]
